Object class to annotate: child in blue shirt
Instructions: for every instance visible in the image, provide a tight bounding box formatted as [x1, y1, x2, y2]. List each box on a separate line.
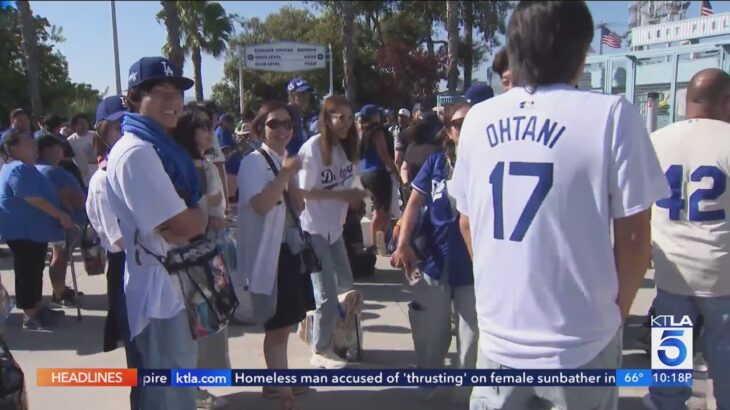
[35, 134, 87, 308]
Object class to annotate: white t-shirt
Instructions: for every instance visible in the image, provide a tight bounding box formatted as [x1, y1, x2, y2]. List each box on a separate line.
[236, 144, 287, 295]
[651, 119, 730, 297]
[105, 132, 187, 338]
[68, 131, 99, 185]
[203, 160, 226, 219]
[450, 84, 669, 369]
[297, 134, 356, 243]
[85, 167, 123, 253]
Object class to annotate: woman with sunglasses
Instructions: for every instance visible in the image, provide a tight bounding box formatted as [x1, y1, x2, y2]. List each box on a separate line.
[237, 101, 315, 410]
[392, 103, 478, 394]
[0, 129, 73, 331]
[296, 95, 368, 369]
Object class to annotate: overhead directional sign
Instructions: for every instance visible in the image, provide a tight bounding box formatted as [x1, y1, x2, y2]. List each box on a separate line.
[243, 41, 327, 72]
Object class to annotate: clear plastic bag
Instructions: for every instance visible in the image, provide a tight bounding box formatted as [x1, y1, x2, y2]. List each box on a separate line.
[0, 283, 13, 328]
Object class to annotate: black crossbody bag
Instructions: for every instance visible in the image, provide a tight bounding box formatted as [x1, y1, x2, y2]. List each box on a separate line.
[257, 148, 322, 274]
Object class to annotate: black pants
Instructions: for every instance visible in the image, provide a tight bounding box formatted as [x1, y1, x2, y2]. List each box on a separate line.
[6, 240, 48, 310]
[104, 251, 129, 352]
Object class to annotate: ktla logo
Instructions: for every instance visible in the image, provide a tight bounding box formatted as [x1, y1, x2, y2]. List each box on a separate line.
[651, 315, 693, 370]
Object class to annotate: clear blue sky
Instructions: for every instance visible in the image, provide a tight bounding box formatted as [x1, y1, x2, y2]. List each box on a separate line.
[30, 0, 730, 99]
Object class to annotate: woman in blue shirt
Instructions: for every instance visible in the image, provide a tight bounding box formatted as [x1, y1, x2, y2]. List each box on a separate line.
[391, 103, 477, 380]
[358, 105, 400, 255]
[0, 129, 73, 331]
[35, 134, 87, 308]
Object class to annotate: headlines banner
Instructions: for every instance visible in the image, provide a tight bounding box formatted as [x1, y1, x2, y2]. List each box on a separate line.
[36, 368, 692, 388]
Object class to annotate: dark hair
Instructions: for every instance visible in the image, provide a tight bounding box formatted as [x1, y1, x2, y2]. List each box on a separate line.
[492, 47, 509, 77]
[37, 133, 63, 156]
[71, 113, 90, 127]
[507, 1, 593, 88]
[172, 108, 211, 160]
[125, 80, 173, 113]
[94, 119, 120, 159]
[441, 103, 470, 162]
[9, 108, 28, 122]
[252, 101, 294, 140]
[318, 95, 359, 166]
[1, 128, 31, 159]
[43, 114, 66, 132]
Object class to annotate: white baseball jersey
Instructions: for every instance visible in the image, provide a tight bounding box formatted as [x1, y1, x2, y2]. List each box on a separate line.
[651, 119, 730, 297]
[450, 84, 669, 369]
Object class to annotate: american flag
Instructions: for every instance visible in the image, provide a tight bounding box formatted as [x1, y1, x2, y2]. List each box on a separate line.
[701, 0, 713, 16]
[600, 26, 622, 49]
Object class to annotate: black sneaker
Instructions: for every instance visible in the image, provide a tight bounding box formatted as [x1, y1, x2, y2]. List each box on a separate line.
[51, 288, 79, 308]
[23, 313, 55, 332]
[43, 306, 66, 322]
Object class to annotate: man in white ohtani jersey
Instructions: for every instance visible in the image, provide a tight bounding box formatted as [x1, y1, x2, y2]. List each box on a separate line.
[647, 68, 730, 410]
[450, 2, 670, 409]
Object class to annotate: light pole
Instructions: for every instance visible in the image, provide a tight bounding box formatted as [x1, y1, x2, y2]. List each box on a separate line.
[111, 0, 122, 96]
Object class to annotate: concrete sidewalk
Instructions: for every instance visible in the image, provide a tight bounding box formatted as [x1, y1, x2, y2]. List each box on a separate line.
[0, 252, 716, 410]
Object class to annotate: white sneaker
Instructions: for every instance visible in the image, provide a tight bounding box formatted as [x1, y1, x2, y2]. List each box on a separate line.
[311, 350, 348, 369]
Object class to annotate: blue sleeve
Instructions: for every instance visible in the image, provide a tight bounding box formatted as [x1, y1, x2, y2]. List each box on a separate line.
[8, 164, 43, 198]
[225, 152, 242, 175]
[48, 167, 81, 191]
[411, 153, 437, 198]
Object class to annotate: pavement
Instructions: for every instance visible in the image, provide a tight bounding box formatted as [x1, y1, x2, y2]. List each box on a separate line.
[0, 250, 717, 410]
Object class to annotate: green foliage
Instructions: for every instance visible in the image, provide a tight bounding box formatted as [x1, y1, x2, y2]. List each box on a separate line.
[0, 6, 101, 124]
[209, 1, 511, 115]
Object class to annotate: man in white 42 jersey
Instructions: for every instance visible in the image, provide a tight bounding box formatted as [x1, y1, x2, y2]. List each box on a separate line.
[450, 2, 670, 409]
[648, 69, 730, 410]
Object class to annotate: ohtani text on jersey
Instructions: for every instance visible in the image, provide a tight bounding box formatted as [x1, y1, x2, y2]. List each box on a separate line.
[485, 116, 566, 149]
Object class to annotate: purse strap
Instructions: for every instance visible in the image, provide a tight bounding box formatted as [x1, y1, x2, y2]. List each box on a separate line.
[256, 147, 306, 239]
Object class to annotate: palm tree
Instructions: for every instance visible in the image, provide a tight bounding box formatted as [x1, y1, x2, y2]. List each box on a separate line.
[341, 1, 356, 101]
[159, 1, 233, 102]
[446, 0, 459, 93]
[158, 1, 185, 74]
[17, 0, 42, 115]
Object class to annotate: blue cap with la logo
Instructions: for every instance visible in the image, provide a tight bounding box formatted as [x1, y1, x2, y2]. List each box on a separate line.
[127, 56, 194, 91]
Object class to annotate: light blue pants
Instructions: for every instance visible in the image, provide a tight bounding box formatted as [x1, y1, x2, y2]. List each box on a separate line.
[134, 309, 197, 410]
[409, 270, 478, 369]
[310, 234, 355, 353]
[649, 288, 730, 410]
[470, 329, 622, 410]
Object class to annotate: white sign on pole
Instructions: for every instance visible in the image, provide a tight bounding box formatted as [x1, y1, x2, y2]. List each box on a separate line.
[630, 13, 730, 47]
[243, 41, 327, 72]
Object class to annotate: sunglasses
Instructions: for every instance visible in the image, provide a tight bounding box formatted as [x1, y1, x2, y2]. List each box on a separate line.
[451, 117, 465, 130]
[265, 119, 293, 131]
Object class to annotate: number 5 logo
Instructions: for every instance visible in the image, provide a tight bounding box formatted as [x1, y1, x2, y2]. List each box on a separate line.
[657, 330, 687, 367]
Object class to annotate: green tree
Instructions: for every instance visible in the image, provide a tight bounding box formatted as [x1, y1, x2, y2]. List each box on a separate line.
[0, 5, 101, 123]
[158, 1, 234, 102]
[446, 0, 459, 92]
[158, 1, 184, 73]
[17, 0, 42, 116]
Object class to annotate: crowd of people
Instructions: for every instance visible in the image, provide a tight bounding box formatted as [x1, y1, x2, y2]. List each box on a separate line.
[0, 1, 729, 410]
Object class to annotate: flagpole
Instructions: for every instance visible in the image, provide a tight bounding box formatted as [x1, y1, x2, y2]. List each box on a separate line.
[111, 0, 122, 96]
[598, 22, 603, 55]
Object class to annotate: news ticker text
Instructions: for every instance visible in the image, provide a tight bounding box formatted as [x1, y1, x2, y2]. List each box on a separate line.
[36, 369, 692, 388]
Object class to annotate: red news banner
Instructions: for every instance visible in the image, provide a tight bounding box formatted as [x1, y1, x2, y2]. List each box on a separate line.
[37, 369, 138, 387]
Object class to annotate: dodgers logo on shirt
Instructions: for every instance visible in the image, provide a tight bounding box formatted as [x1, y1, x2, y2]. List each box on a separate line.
[432, 179, 446, 201]
[651, 315, 693, 370]
[321, 169, 336, 185]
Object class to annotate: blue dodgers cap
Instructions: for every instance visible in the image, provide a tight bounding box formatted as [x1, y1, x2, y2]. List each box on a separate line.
[359, 104, 380, 121]
[287, 77, 314, 93]
[95, 96, 127, 125]
[465, 83, 495, 105]
[127, 56, 193, 90]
